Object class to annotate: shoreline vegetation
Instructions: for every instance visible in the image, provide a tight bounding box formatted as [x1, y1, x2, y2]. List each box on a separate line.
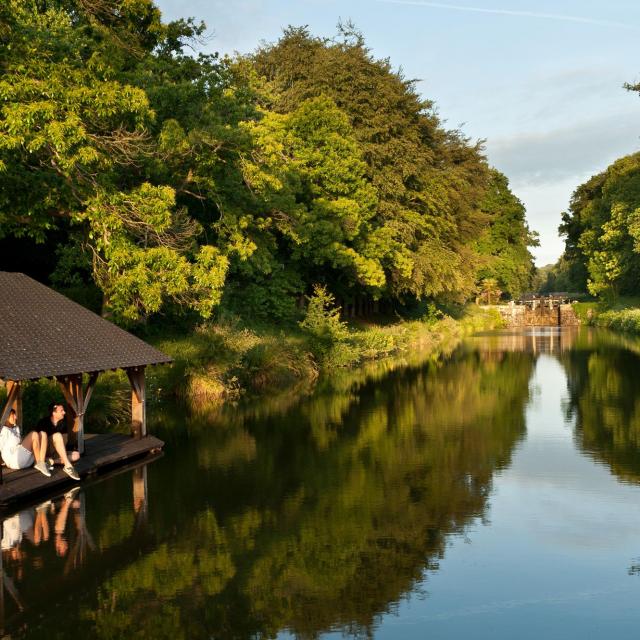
[575, 298, 640, 336]
[2, 1, 550, 432]
[1, 306, 503, 432]
[2, 4, 537, 344]
[150, 305, 504, 411]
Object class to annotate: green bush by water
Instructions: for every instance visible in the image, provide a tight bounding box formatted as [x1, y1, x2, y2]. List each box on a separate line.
[1, 306, 503, 424]
[574, 297, 640, 335]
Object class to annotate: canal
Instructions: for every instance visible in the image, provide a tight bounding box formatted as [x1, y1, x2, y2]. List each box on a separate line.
[3, 327, 640, 638]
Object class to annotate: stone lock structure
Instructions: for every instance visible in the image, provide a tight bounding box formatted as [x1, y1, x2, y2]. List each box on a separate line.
[492, 297, 580, 328]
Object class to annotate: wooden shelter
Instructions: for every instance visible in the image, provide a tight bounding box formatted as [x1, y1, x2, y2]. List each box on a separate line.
[0, 271, 172, 465]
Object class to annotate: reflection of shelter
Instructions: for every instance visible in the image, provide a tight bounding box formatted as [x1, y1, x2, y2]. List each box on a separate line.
[0, 460, 151, 633]
[0, 272, 171, 501]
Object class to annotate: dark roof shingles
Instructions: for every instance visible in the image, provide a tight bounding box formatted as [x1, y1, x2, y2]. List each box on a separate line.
[0, 272, 172, 380]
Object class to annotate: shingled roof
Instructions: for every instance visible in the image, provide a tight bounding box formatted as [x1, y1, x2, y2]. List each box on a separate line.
[0, 272, 172, 381]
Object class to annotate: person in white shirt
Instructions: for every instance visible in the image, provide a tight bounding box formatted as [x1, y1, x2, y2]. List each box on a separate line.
[0, 409, 50, 477]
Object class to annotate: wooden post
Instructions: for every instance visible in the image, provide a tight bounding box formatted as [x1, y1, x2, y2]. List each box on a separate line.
[127, 368, 146, 439]
[0, 381, 21, 429]
[58, 373, 97, 456]
[59, 375, 81, 452]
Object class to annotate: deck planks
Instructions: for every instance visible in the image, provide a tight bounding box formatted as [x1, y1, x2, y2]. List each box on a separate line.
[0, 433, 163, 506]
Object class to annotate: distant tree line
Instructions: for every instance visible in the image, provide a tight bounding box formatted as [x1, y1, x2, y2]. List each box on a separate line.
[0, 1, 537, 324]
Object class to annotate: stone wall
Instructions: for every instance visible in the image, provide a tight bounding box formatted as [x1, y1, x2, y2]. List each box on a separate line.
[491, 303, 580, 327]
[559, 304, 580, 326]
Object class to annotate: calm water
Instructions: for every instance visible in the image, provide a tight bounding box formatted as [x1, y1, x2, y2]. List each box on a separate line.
[3, 327, 640, 638]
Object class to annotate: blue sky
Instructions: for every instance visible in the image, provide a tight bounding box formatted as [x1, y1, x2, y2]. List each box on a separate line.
[155, 0, 640, 266]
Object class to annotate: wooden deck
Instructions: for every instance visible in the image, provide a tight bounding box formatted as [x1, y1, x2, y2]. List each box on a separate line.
[0, 433, 163, 507]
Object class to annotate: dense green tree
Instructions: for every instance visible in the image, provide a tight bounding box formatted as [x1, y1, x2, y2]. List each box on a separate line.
[1, 5, 537, 323]
[557, 153, 640, 300]
[0, 0, 228, 321]
[247, 26, 492, 304]
[475, 169, 538, 298]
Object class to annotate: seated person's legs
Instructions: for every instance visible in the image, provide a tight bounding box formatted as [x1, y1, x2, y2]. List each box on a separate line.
[47, 432, 79, 464]
[49, 432, 71, 467]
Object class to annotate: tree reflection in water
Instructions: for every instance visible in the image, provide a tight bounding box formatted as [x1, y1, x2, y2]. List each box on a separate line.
[1, 335, 545, 638]
[561, 330, 640, 484]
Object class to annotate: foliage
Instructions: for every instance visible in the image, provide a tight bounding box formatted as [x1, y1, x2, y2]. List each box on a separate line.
[556, 152, 640, 300]
[533, 256, 587, 295]
[596, 308, 640, 334]
[246, 26, 528, 305]
[144, 303, 502, 409]
[1, 5, 537, 325]
[475, 169, 538, 297]
[299, 284, 357, 367]
[299, 284, 349, 341]
[0, 0, 228, 322]
[477, 277, 502, 305]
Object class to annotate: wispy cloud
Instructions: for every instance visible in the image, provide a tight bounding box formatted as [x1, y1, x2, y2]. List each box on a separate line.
[377, 0, 639, 31]
[487, 109, 640, 185]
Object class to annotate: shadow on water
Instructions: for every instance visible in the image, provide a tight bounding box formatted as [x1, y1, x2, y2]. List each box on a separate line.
[3, 326, 640, 638]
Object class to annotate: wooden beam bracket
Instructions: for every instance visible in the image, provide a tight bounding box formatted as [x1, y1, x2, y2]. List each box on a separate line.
[0, 382, 21, 428]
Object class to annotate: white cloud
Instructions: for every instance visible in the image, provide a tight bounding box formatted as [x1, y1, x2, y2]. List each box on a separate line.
[487, 110, 640, 185]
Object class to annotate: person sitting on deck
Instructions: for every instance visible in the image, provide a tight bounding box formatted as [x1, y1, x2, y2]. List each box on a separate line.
[35, 403, 80, 481]
[0, 409, 51, 477]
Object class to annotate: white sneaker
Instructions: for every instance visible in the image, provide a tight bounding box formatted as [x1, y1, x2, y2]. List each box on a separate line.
[34, 461, 52, 478]
[63, 465, 80, 481]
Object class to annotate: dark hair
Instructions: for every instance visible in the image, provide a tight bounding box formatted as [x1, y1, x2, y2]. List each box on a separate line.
[48, 402, 63, 417]
[3, 408, 16, 427]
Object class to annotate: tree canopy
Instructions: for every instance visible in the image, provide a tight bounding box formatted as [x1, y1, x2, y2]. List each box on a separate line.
[547, 81, 640, 300]
[554, 152, 640, 299]
[0, 4, 537, 323]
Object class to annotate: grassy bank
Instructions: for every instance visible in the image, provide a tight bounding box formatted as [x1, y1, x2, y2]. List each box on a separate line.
[575, 297, 640, 334]
[149, 305, 503, 409]
[2, 306, 503, 430]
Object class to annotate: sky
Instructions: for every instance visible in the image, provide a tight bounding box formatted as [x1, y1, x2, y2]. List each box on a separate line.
[154, 0, 640, 266]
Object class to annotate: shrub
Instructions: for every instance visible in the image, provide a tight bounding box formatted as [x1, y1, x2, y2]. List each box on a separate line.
[299, 285, 358, 367]
[352, 328, 396, 359]
[238, 339, 318, 391]
[299, 285, 349, 342]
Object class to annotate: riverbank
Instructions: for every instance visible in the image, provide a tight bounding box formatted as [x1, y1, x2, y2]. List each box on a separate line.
[575, 298, 640, 334]
[3, 306, 503, 429]
[149, 306, 503, 410]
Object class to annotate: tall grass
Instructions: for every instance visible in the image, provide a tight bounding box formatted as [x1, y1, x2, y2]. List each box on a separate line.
[1, 305, 503, 423]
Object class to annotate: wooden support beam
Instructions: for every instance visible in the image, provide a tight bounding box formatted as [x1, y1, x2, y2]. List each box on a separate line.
[0, 382, 21, 430]
[127, 368, 146, 439]
[84, 372, 99, 409]
[58, 375, 85, 454]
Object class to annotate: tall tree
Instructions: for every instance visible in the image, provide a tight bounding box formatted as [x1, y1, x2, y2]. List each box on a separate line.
[475, 169, 538, 298]
[245, 25, 491, 304]
[0, 0, 228, 322]
[558, 153, 640, 300]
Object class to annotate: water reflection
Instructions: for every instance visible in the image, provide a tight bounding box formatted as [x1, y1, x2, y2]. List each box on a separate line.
[3, 328, 640, 637]
[471, 326, 578, 354]
[0, 466, 150, 637]
[560, 332, 640, 484]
